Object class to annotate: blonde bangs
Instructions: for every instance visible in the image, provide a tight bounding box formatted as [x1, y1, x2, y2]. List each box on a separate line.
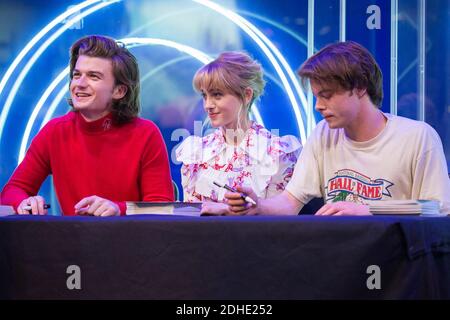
[193, 63, 236, 94]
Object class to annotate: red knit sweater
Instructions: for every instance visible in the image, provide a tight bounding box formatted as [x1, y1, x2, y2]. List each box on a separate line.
[1, 112, 174, 215]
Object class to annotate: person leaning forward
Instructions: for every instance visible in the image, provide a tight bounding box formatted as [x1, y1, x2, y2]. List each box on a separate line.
[220, 41, 450, 216]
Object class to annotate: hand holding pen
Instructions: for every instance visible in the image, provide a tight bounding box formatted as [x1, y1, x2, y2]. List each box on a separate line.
[23, 204, 51, 211]
[17, 196, 50, 215]
[213, 181, 257, 205]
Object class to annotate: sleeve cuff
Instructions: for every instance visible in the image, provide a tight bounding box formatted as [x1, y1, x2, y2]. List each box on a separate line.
[115, 201, 127, 216]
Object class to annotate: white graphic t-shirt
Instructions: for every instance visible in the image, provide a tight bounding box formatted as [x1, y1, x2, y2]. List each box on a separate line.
[286, 113, 450, 214]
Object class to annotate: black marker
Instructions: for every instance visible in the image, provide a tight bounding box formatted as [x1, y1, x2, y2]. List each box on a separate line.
[23, 204, 51, 211]
[213, 181, 257, 205]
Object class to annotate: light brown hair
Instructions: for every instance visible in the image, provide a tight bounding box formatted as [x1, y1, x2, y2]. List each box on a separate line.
[193, 51, 265, 110]
[298, 41, 383, 107]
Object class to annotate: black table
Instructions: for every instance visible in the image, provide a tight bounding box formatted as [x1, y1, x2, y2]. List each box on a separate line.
[0, 214, 449, 299]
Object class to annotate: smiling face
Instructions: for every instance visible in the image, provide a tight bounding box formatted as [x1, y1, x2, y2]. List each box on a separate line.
[311, 81, 364, 130]
[201, 87, 247, 130]
[70, 55, 126, 121]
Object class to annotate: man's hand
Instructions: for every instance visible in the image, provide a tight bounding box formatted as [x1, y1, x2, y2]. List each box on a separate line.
[223, 186, 258, 215]
[315, 201, 371, 216]
[17, 196, 48, 215]
[75, 195, 120, 217]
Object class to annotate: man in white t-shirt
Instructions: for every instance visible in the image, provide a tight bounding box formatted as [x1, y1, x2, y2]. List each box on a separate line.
[222, 41, 450, 216]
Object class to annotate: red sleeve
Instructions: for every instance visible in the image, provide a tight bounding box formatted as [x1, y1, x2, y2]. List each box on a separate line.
[1, 125, 52, 211]
[114, 201, 127, 216]
[139, 123, 174, 203]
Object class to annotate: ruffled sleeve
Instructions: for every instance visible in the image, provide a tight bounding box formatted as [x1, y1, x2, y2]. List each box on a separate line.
[247, 133, 302, 198]
[265, 134, 302, 198]
[270, 135, 302, 155]
[175, 135, 203, 164]
[175, 136, 204, 202]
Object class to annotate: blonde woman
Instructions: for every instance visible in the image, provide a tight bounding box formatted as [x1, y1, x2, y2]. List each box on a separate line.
[176, 51, 301, 214]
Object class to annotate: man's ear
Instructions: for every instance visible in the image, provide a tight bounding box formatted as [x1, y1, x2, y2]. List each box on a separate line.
[112, 84, 127, 100]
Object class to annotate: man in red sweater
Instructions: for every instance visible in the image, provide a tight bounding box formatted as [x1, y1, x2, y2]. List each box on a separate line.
[1, 35, 174, 216]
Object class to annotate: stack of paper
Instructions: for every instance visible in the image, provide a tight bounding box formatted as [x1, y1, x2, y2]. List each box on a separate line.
[126, 202, 202, 216]
[367, 200, 442, 216]
[0, 205, 15, 217]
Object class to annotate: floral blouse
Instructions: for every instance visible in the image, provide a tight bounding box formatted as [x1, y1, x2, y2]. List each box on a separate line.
[175, 122, 302, 202]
